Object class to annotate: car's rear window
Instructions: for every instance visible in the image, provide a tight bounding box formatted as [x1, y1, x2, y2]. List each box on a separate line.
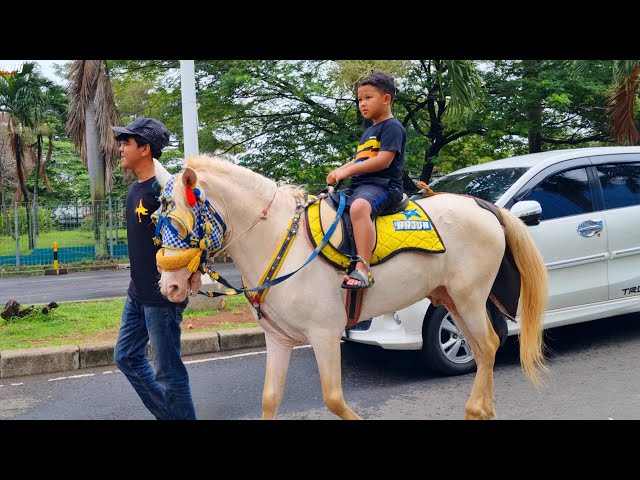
[429, 168, 529, 203]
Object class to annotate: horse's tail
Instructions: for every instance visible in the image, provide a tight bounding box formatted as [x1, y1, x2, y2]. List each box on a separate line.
[497, 208, 548, 386]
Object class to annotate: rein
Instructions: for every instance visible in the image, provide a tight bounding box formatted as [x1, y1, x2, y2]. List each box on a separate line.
[200, 191, 346, 316]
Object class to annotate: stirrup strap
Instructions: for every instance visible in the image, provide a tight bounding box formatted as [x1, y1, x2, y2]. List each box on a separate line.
[349, 254, 371, 272]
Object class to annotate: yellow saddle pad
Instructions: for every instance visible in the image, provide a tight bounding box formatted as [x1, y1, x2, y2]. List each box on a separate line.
[305, 196, 446, 269]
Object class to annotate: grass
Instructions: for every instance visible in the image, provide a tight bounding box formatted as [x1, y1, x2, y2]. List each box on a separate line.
[0, 229, 128, 256]
[0, 295, 255, 351]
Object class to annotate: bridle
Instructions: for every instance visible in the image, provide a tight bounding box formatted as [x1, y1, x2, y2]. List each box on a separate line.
[153, 175, 227, 273]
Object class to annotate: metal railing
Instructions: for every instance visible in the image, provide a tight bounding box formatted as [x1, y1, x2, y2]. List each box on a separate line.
[0, 199, 128, 273]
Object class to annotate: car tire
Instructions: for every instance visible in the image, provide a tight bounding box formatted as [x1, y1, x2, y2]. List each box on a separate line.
[421, 305, 477, 376]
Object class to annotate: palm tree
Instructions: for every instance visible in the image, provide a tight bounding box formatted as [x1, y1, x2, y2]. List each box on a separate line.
[607, 60, 640, 145]
[0, 62, 51, 248]
[67, 60, 120, 258]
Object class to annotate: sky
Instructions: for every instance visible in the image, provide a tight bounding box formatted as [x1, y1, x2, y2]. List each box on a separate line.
[0, 60, 68, 84]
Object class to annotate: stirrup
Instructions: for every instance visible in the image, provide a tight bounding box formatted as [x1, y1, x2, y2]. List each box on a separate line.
[341, 255, 374, 290]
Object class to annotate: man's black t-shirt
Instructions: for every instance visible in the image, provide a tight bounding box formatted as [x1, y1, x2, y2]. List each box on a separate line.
[350, 117, 406, 191]
[125, 176, 174, 306]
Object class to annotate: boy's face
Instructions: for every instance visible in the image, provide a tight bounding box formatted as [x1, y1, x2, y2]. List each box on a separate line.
[118, 137, 149, 171]
[357, 84, 391, 121]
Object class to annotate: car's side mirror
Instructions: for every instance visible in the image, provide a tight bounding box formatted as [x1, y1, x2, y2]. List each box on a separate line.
[510, 200, 542, 226]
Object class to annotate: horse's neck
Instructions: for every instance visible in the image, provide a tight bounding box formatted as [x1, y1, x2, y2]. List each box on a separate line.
[211, 176, 299, 286]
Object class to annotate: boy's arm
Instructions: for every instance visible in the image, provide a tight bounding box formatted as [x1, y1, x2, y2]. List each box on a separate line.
[329, 150, 396, 183]
[327, 156, 356, 184]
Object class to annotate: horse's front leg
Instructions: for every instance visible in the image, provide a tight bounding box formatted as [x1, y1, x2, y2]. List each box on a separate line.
[310, 331, 362, 420]
[262, 332, 293, 420]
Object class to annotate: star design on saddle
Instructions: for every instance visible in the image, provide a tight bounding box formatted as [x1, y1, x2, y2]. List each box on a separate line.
[135, 199, 149, 223]
[402, 208, 420, 219]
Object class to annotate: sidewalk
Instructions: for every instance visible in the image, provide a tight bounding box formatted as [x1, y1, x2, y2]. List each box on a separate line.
[0, 327, 266, 380]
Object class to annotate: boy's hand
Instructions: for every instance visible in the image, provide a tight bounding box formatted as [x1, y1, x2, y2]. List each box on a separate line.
[326, 168, 347, 185]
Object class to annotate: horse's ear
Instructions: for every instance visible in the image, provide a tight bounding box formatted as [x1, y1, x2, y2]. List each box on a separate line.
[153, 159, 171, 187]
[182, 167, 198, 188]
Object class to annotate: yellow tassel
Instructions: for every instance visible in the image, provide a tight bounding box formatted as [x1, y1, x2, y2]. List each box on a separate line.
[156, 248, 201, 271]
[187, 252, 201, 273]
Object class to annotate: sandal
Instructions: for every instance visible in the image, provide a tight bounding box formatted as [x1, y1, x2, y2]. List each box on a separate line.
[341, 268, 375, 290]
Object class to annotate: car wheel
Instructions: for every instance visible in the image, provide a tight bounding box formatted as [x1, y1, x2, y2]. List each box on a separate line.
[421, 305, 477, 376]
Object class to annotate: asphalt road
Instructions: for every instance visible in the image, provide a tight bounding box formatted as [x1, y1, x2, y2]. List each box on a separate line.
[2, 312, 640, 420]
[0, 263, 242, 304]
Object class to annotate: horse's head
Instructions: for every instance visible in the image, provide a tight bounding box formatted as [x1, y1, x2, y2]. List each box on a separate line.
[154, 166, 227, 302]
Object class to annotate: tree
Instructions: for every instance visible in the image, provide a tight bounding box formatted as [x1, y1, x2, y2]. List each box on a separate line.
[605, 60, 640, 145]
[0, 63, 52, 248]
[481, 60, 613, 156]
[67, 60, 120, 258]
[390, 60, 484, 186]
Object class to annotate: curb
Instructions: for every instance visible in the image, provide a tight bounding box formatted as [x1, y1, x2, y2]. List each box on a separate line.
[0, 327, 265, 379]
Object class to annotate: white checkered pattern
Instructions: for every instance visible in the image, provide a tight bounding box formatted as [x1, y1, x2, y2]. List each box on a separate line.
[153, 175, 224, 252]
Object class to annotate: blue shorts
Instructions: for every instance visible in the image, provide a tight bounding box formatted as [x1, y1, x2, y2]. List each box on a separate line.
[345, 184, 404, 217]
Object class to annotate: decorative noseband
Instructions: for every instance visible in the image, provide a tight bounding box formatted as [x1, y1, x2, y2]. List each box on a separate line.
[152, 175, 227, 272]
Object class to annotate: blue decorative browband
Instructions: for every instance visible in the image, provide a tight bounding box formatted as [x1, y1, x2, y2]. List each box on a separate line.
[152, 175, 227, 254]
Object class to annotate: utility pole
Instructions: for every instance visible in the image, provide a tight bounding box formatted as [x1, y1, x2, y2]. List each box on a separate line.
[180, 60, 199, 159]
[179, 60, 219, 293]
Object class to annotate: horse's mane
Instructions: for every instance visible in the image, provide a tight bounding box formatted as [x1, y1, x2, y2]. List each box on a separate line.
[171, 154, 307, 212]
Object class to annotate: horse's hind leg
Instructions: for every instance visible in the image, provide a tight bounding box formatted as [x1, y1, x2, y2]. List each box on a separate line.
[310, 333, 362, 420]
[262, 332, 293, 420]
[450, 300, 500, 420]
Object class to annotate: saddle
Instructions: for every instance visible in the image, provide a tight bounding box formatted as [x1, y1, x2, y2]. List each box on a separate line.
[305, 190, 446, 270]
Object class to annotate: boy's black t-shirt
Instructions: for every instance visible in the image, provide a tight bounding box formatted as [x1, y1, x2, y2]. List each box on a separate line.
[125, 176, 175, 306]
[350, 117, 406, 191]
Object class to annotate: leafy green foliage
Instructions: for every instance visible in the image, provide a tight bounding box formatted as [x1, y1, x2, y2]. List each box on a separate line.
[479, 60, 615, 154]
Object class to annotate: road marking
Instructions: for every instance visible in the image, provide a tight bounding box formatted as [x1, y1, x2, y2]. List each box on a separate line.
[102, 371, 113, 374]
[68, 373, 95, 379]
[10, 383, 23, 386]
[0, 272, 128, 288]
[184, 344, 312, 365]
[49, 377, 68, 381]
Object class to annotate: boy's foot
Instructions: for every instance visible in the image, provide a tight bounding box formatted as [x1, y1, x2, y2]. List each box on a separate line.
[341, 267, 374, 290]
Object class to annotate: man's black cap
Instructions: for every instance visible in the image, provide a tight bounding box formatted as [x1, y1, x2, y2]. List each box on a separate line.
[111, 117, 170, 154]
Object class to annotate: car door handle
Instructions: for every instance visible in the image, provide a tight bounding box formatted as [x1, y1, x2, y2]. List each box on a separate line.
[577, 219, 603, 238]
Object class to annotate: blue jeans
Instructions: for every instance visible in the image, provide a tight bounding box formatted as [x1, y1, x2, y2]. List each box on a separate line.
[114, 296, 195, 420]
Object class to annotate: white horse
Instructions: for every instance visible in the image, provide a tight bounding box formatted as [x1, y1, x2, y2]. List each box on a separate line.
[153, 155, 548, 420]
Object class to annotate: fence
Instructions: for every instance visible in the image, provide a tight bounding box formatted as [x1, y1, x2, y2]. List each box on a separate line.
[0, 199, 128, 273]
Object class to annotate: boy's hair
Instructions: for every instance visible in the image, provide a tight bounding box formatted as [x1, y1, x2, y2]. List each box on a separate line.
[116, 133, 163, 159]
[358, 71, 397, 102]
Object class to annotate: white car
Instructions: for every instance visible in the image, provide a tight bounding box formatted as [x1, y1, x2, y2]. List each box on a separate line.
[343, 146, 640, 376]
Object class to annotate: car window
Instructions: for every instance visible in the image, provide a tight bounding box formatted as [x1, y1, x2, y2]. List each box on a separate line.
[522, 167, 593, 221]
[430, 168, 528, 203]
[595, 163, 640, 209]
